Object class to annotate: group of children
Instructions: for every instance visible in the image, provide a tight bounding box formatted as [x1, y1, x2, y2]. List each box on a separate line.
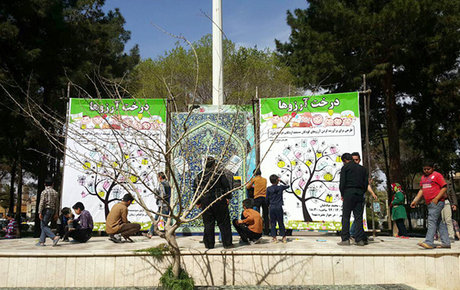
[57, 202, 94, 243]
[236, 170, 289, 244]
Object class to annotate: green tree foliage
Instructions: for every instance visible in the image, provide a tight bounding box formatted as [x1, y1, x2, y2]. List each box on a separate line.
[0, 0, 139, 231]
[129, 34, 297, 109]
[276, 0, 460, 184]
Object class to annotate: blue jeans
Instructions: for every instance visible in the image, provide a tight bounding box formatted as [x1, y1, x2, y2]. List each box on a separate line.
[425, 201, 450, 247]
[269, 206, 286, 237]
[149, 206, 170, 234]
[350, 222, 356, 237]
[40, 208, 56, 243]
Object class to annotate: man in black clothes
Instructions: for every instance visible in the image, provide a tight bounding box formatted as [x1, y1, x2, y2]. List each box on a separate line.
[193, 156, 233, 249]
[338, 153, 369, 246]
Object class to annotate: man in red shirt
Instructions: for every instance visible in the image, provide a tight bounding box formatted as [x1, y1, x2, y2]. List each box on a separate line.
[410, 161, 450, 249]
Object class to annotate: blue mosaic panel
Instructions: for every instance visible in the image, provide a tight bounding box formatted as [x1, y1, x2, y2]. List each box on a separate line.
[171, 112, 249, 232]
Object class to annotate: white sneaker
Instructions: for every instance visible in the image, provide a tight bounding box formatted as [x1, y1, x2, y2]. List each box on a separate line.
[249, 237, 262, 245]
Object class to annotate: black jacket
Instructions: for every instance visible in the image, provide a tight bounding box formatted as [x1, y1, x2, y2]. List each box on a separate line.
[339, 161, 368, 196]
[193, 168, 231, 207]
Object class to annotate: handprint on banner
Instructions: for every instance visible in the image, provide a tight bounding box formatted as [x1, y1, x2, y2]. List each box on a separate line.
[276, 138, 342, 222]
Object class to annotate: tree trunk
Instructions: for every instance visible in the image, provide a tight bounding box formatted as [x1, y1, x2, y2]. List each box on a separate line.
[383, 69, 402, 184]
[105, 202, 110, 218]
[302, 199, 313, 222]
[34, 86, 51, 237]
[15, 146, 23, 235]
[165, 229, 181, 278]
[380, 135, 392, 199]
[8, 160, 16, 214]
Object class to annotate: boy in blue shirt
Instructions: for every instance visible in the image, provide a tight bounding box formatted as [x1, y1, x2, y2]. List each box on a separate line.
[266, 174, 289, 243]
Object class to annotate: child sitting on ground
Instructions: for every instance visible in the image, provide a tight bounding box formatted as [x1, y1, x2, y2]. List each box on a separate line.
[232, 198, 263, 245]
[2, 212, 18, 239]
[58, 207, 75, 241]
[266, 174, 289, 243]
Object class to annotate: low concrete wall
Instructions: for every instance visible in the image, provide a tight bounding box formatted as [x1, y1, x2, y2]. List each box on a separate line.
[1, 251, 459, 289]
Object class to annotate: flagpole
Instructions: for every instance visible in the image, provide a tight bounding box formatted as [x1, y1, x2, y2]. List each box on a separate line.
[212, 0, 224, 105]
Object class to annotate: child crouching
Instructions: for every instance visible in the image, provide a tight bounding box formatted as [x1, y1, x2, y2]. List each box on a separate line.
[232, 198, 263, 245]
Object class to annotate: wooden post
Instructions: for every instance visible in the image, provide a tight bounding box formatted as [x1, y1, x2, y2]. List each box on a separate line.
[362, 74, 376, 238]
[166, 98, 172, 180]
[252, 87, 260, 166]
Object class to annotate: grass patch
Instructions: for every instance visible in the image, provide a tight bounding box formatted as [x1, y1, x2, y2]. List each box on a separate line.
[134, 243, 170, 261]
[160, 266, 194, 290]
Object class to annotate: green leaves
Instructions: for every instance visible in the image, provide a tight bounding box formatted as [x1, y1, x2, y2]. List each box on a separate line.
[277, 0, 460, 179]
[129, 34, 298, 109]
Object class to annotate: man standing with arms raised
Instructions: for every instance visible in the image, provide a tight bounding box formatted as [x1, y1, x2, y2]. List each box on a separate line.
[247, 169, 269, 235]
[338, 153, 369, 246]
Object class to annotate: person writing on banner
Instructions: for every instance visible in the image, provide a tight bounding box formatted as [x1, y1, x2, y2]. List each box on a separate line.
[106, 193, 141, 243]
[349, 152, 378, 242]
[338, 153, 369, 246]
[411, 161, 451, 249]
[145, 172, 171, 238]
[193, 156, 233, 249]
[246, 169, 269, 235]
[266, 174, 289, 243]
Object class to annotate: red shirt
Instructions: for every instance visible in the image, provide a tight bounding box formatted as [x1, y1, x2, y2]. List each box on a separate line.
[420, 171, 447, 204]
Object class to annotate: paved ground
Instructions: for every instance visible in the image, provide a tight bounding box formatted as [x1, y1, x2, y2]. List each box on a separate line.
[0, 233, 458, 256]
[0, 286, 417, 290]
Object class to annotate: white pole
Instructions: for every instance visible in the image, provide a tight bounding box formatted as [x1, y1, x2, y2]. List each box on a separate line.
[212, 0, 224, 105]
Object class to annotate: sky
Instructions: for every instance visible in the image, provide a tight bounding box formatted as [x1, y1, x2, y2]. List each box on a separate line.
[103, 0, 308, 60]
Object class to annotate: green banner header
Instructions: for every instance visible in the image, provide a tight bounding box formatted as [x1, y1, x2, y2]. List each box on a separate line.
[260, 92, 359, 123]
[70, 98, 166, 120]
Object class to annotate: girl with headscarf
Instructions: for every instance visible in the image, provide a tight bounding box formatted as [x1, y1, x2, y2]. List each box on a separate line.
[391, 183, 409, 238]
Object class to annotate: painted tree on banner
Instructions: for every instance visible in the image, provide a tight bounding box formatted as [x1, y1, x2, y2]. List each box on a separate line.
[276, 138, 342, 222]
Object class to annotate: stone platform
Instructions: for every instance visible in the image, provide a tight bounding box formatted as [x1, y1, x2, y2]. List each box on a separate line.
[0, 234, 458, 289]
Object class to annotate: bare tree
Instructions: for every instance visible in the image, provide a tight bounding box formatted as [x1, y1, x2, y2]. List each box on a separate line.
[2, 71, 268, 280]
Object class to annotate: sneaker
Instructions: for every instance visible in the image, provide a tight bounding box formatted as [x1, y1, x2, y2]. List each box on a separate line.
[109, 235, 122, 243]
[123, 236, 134, 243]
[52, 237, 60, 247]
[337, 240, 350, 246]
[142, 233, 153, 239]
[355, 240, 366, 246]
[418, 242, 434, 249]
[238, 239, 249, 245]
[436, 244, 451, 249]
[249, 238, 262, 245]
[223, 244, 234, 249]
[35, 242, 45, 247]
[368, 237, 374, 242]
